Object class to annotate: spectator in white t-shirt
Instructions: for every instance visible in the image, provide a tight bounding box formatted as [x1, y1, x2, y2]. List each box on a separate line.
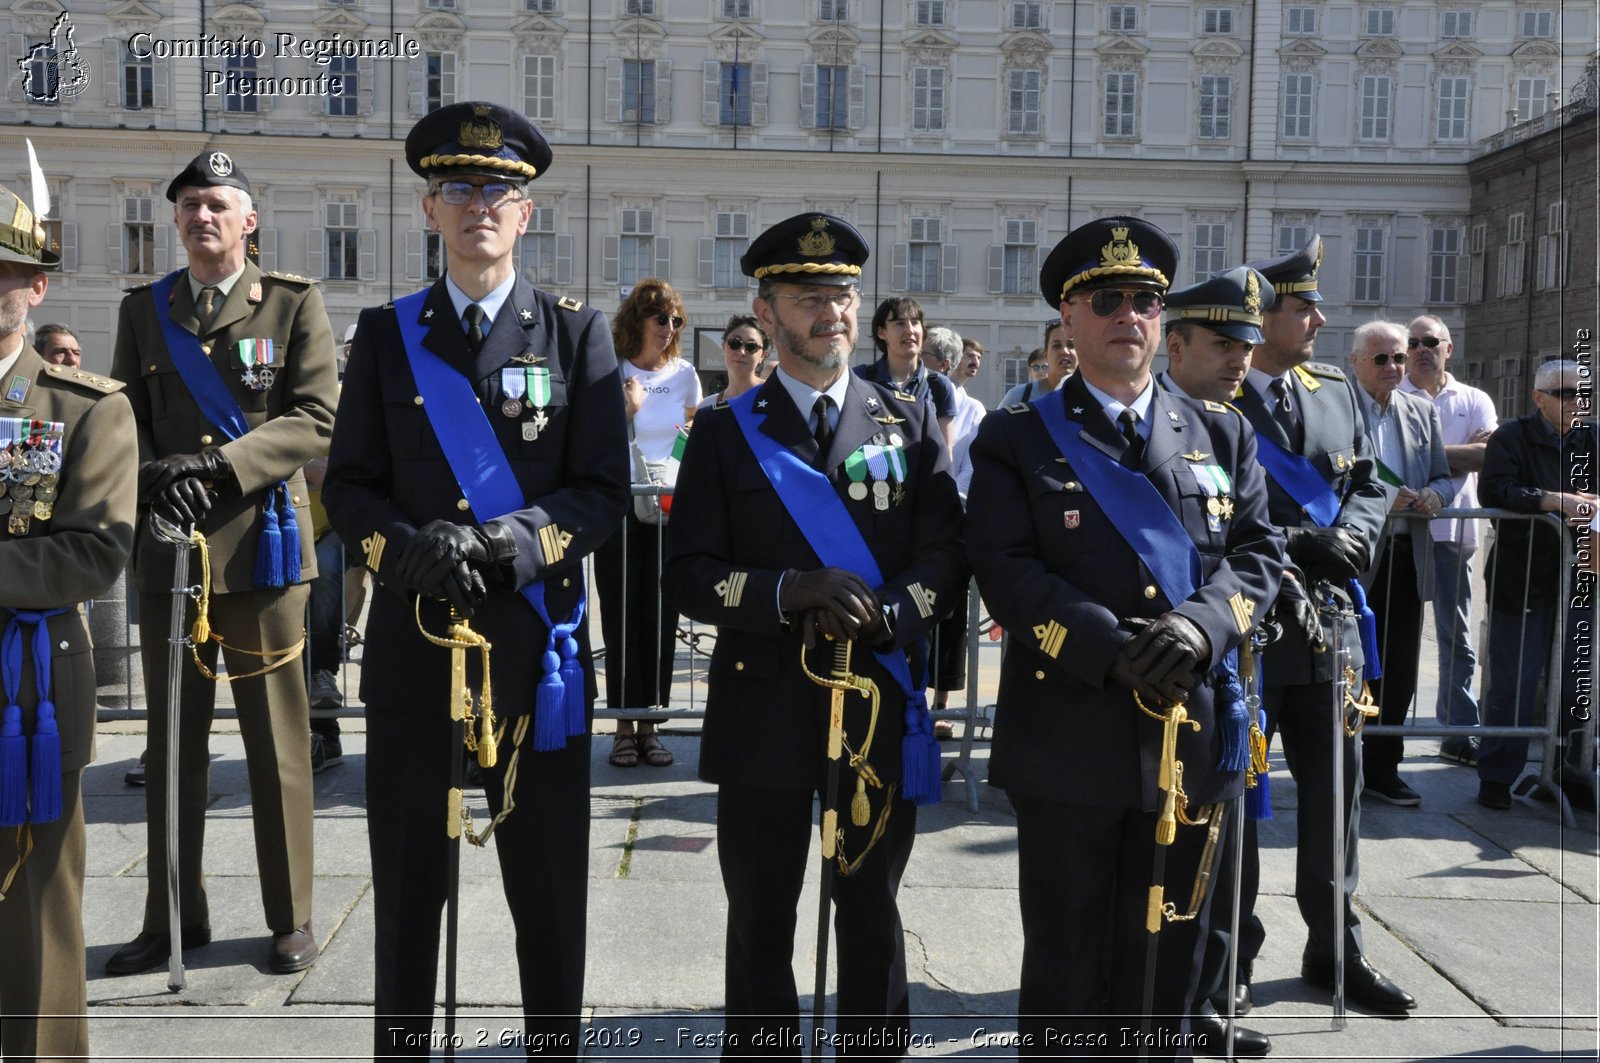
[597, 278, 703, 768]
[1399, 315, 1497, 765]
[940, 330, 987, 498]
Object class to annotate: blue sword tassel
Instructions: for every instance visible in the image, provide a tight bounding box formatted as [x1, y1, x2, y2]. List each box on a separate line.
[1216, 649, 1250, 773]
[1348, 578, 1382, 682]
[1, 609, 68, 826]
[278, 484, 302, 585]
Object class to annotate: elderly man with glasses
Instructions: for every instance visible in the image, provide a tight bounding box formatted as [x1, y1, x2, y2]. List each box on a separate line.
[1475, 359, 1597, 811]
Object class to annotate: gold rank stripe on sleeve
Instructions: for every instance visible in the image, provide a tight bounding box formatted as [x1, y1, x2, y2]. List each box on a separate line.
[715, 570, 749, 609]
[1033, 620, 1067, 660]
[538, 523, 574, 565]
[361, 532, 387, 571]
[908, 582, 938, 620]
[1229, 592, 1256, 636]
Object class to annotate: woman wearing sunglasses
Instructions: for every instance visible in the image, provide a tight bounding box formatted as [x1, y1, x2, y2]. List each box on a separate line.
[701, 314, 769, 407]
[597, 279, 702, 767]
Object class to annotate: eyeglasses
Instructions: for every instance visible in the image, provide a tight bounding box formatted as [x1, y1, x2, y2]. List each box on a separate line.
[431, 181, 522, 208]
[1407, 335, 1443, 350]
[1369, 352, 1406, 367]
[1079, 289, 1165, 319]
[653, 313, 685, 329]
[1542, 387, 1579, 400]
[769, 288, 861, 313]
[724, 338, 764, 354]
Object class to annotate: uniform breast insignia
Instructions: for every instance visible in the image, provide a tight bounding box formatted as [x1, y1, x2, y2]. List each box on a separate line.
[852, 442, 908, 510]
[1033, 619, 1067, 659]
[4, 375, 28, 404]
[247, 281, 263, 303]
[1182, 450, 1210, 462]
[908, 582, 938, 620]
[361, 532, 387, 571]
[1063, 510, 1080, 529]
[1188, 461, 1234, 532]
[509, 348, 547, 366]
[870, 413, 906, 427]
[557, 297, 584, 312]
[538, 523, 574, 565]
[1228, 592, 1256, 635]
[236, 338, 278, 392]
[0, 418, 65, 536]
[715, 570, 749, 609]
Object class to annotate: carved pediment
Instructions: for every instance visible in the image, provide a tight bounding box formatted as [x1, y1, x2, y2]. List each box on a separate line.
[107, 0, 163, 25]
[1096, 35, 1149, 59]
[903, 29, 957, 55]
[1354, 37, 1404, 60]
[415, 12, 466, 50]
[512, 14, 564, 38]
[1002, 30, 1053, 62]
[212, 4, 268, 32]
[1193, 38, 1245, 60]
[13, 0, 66, 36]
[311, 9, 372, 34]
[806, 24, 860, 63]
[1511, 40, 1561, 62]
[1434, 40, 1483, 61]
[709, 22, 764, 62]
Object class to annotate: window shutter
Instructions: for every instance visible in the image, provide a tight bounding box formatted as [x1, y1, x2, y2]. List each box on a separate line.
[800, 64, 817, 129]
[103, 41, 121, 107]
[307, 69, 323, 114]
[155, 226, 171, 273]
[5, 36, 24, 105]
[751, 62, 769, 126]
[155, 55, 170, 109]
[698, 237, 715, 287]
[406, 229, 424, 280]
[556, 233, 574, 285]
[307, 229, 325, 278]
[204, 68, 223, 112]
[987, 244, 1004, 294]
[605, 58, 623, 123]
[409, 56, 427, 116]
[107, 223, 123, 273]
[256, 228, 277, 273]
[848, 64, 866, 129]
[702, 61, 720, 125]
[59, 222, 77, 272]
[359, 229, 378, 280]
[655, 58, 673, 123]
[255, 58, 274, 114]
[358, 58, 375, 116]
[654, 236, 671, 280]
[602, 235, 619, 284]
[941, 243, 958, 293]
[891, 241, 909, 290]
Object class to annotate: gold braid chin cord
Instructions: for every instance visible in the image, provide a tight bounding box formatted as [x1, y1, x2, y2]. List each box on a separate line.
[416, 599, 529, 848]
[1134, 690, 1226, 932]
[800, 638, 893, 876]
[186, 530, 306, 680]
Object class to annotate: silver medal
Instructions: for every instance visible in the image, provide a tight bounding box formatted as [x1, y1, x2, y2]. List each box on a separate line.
[872, 480, 890, 512]
[848, 481, 869, 501]
[502, 397, 524, 418]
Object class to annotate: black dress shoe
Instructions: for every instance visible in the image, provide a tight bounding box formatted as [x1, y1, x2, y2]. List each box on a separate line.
[269, 921, 319, 974]
[105, 925, 212, 976]
[1478, 780, 1513, 810]
[1301, 955, 1416, 1015]
[1192, 1008, 1271, 1058]
[1232, 979, 1253, 1017]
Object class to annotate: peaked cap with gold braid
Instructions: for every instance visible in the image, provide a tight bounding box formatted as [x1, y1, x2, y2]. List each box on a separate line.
[1038, 215, 1179, 305]
[1245, 233, 1324, 304]
[741, 212, 869, 287]
[405, 101, 552, 183]
[1164, 265, 1276, 344]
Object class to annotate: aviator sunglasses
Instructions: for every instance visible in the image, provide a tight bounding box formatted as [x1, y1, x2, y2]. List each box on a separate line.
[1407, 335, 1443, 350]
[1079, 289, 1165, 319]
[1369, 352, 1406, 367]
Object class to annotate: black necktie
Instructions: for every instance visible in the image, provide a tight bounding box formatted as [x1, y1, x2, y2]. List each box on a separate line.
[464, 302, 486, 353]
[1118, 408, 1144, 465]
[1269, 378, 1303, 449]
[812, 395, 835, 457]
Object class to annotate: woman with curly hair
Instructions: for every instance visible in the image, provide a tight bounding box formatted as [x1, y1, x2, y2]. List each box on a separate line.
[597, 279, 702, 767]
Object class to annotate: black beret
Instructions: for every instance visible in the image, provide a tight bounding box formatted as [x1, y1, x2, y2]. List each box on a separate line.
[1165, 266, 1276, 344]
[166, 150, 252, 202]
[1245, 233, 1323, 303]
[1038, 216, 1179, 305]
[741, 212, 868, 286]
[405, 102, 552, 182]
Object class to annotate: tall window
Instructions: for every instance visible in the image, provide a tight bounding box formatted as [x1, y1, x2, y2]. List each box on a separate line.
[1515, 77, 1550, 121]
[1008, 69, 1041, 135]
[1191, 224, 1227, 283]
[816, 65, 848, 130]
[1359, 75, 1391, 140]
[1198, 75, 1231, 139]
[1010, 2, 1043, 30]
[325, 203, 360, 280]
[619, 208, 655, 287]
[1104, 72, 1136, 137]
[720, 62, 752, 125]
[1107, 4, 1137, 32]
[625, 0, 657, 14]
[1001, 219, 1037, 295]
[1436, 76, 1469, 141]
[1538, 201, 1568, 289]
[1283, 73, 1313, 137]
[712, 211, 749, 288]
[426, 52, 456, 113]
[124, 196, 155, 274]
[623, 59, 656, 123]
[1352, 225, 1386, 303]
[912, 66, 946, 132]
[1498, 212, 1526, 296]
[1428, 226, 1462, 303]
[1201, 7, 1234, 33]
[524, 55, 556, 123]
[916, 0, 948, 26]
[520, 207, 560, 285]
[327, 56, 358, 116]
[1285, 6, 1316, 33]
[1276, 222, 1310, 256]
[1364, 8, 1396, 35]
[124, 46, 154, 109]
[722, 0, 752, 16]
[907, 218, 943, 293]
[1441, 10, 1473, 38]
[226, 54, 257, 113]
[820, 0, 848, 20]
[526, 0, 557, 10]
[1521, 10, 1554, 37]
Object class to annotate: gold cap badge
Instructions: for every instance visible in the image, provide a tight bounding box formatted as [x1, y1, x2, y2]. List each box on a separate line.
[1100, 226, 1141, 269]
[459, 105, 505, 151]
[1244, 270, 1261, 315]
[796, 216, 836, 258]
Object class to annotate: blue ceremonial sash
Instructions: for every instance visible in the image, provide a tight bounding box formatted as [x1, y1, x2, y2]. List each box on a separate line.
[727, 388, 941, 805]
[1252, 432, 1382, 680]
[394, 289, 585, 751]
[1034, 391, 1249, 771]
[149, 272, 298, 587]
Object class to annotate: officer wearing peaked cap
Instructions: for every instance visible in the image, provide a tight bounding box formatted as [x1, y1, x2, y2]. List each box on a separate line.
[324, 102, 628, 1059]
[0, 176, 137, 1063]
[965, 217, 1284, 1057]
[663, 213, 966, 1055]
[108, 149, 338, 978]
[1221, 234, 1414, 1017]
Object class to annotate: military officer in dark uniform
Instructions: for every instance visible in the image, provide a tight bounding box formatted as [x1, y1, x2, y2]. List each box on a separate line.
[323, 103, 629, 1059]
[965, 218, 1284, 1058]
[663, 213, 965, 1057]
[1227, 235, 1414, 1015]
[108, 151, 337, 977]
[0, 179, 137, 1063]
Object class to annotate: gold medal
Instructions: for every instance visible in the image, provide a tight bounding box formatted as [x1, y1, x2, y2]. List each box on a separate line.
[848, 481, 869, 501]
[1217, 497, 1234, 520]
[32, 500, 52, 520]
[1207, 497, 1221, 516]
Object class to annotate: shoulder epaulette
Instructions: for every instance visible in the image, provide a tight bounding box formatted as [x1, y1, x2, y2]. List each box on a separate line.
[712, 394, 730, 411]
[1299, 362, 1345, 384]
[1006, 402, 1032, 415]
[44, 365, 126, 395]
[557, 296, 583, 312]
[891, 390, 917, 403]
[1203, 400, 1230, 413]
[379, 301, 395, 311]
[123, 279, 156, 294]
[264, 270, 316, 286]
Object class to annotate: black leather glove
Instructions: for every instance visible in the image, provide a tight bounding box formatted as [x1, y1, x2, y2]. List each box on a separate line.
[153, 476, 213, 527]
[1286, 526, 1370, 582]
[139, 449, 233, 504]
[1272, 572, 1326, 651]
[1113, 612, 1212, 704]
[780, 567, 881, 648]
[395, 520, 489, 615]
